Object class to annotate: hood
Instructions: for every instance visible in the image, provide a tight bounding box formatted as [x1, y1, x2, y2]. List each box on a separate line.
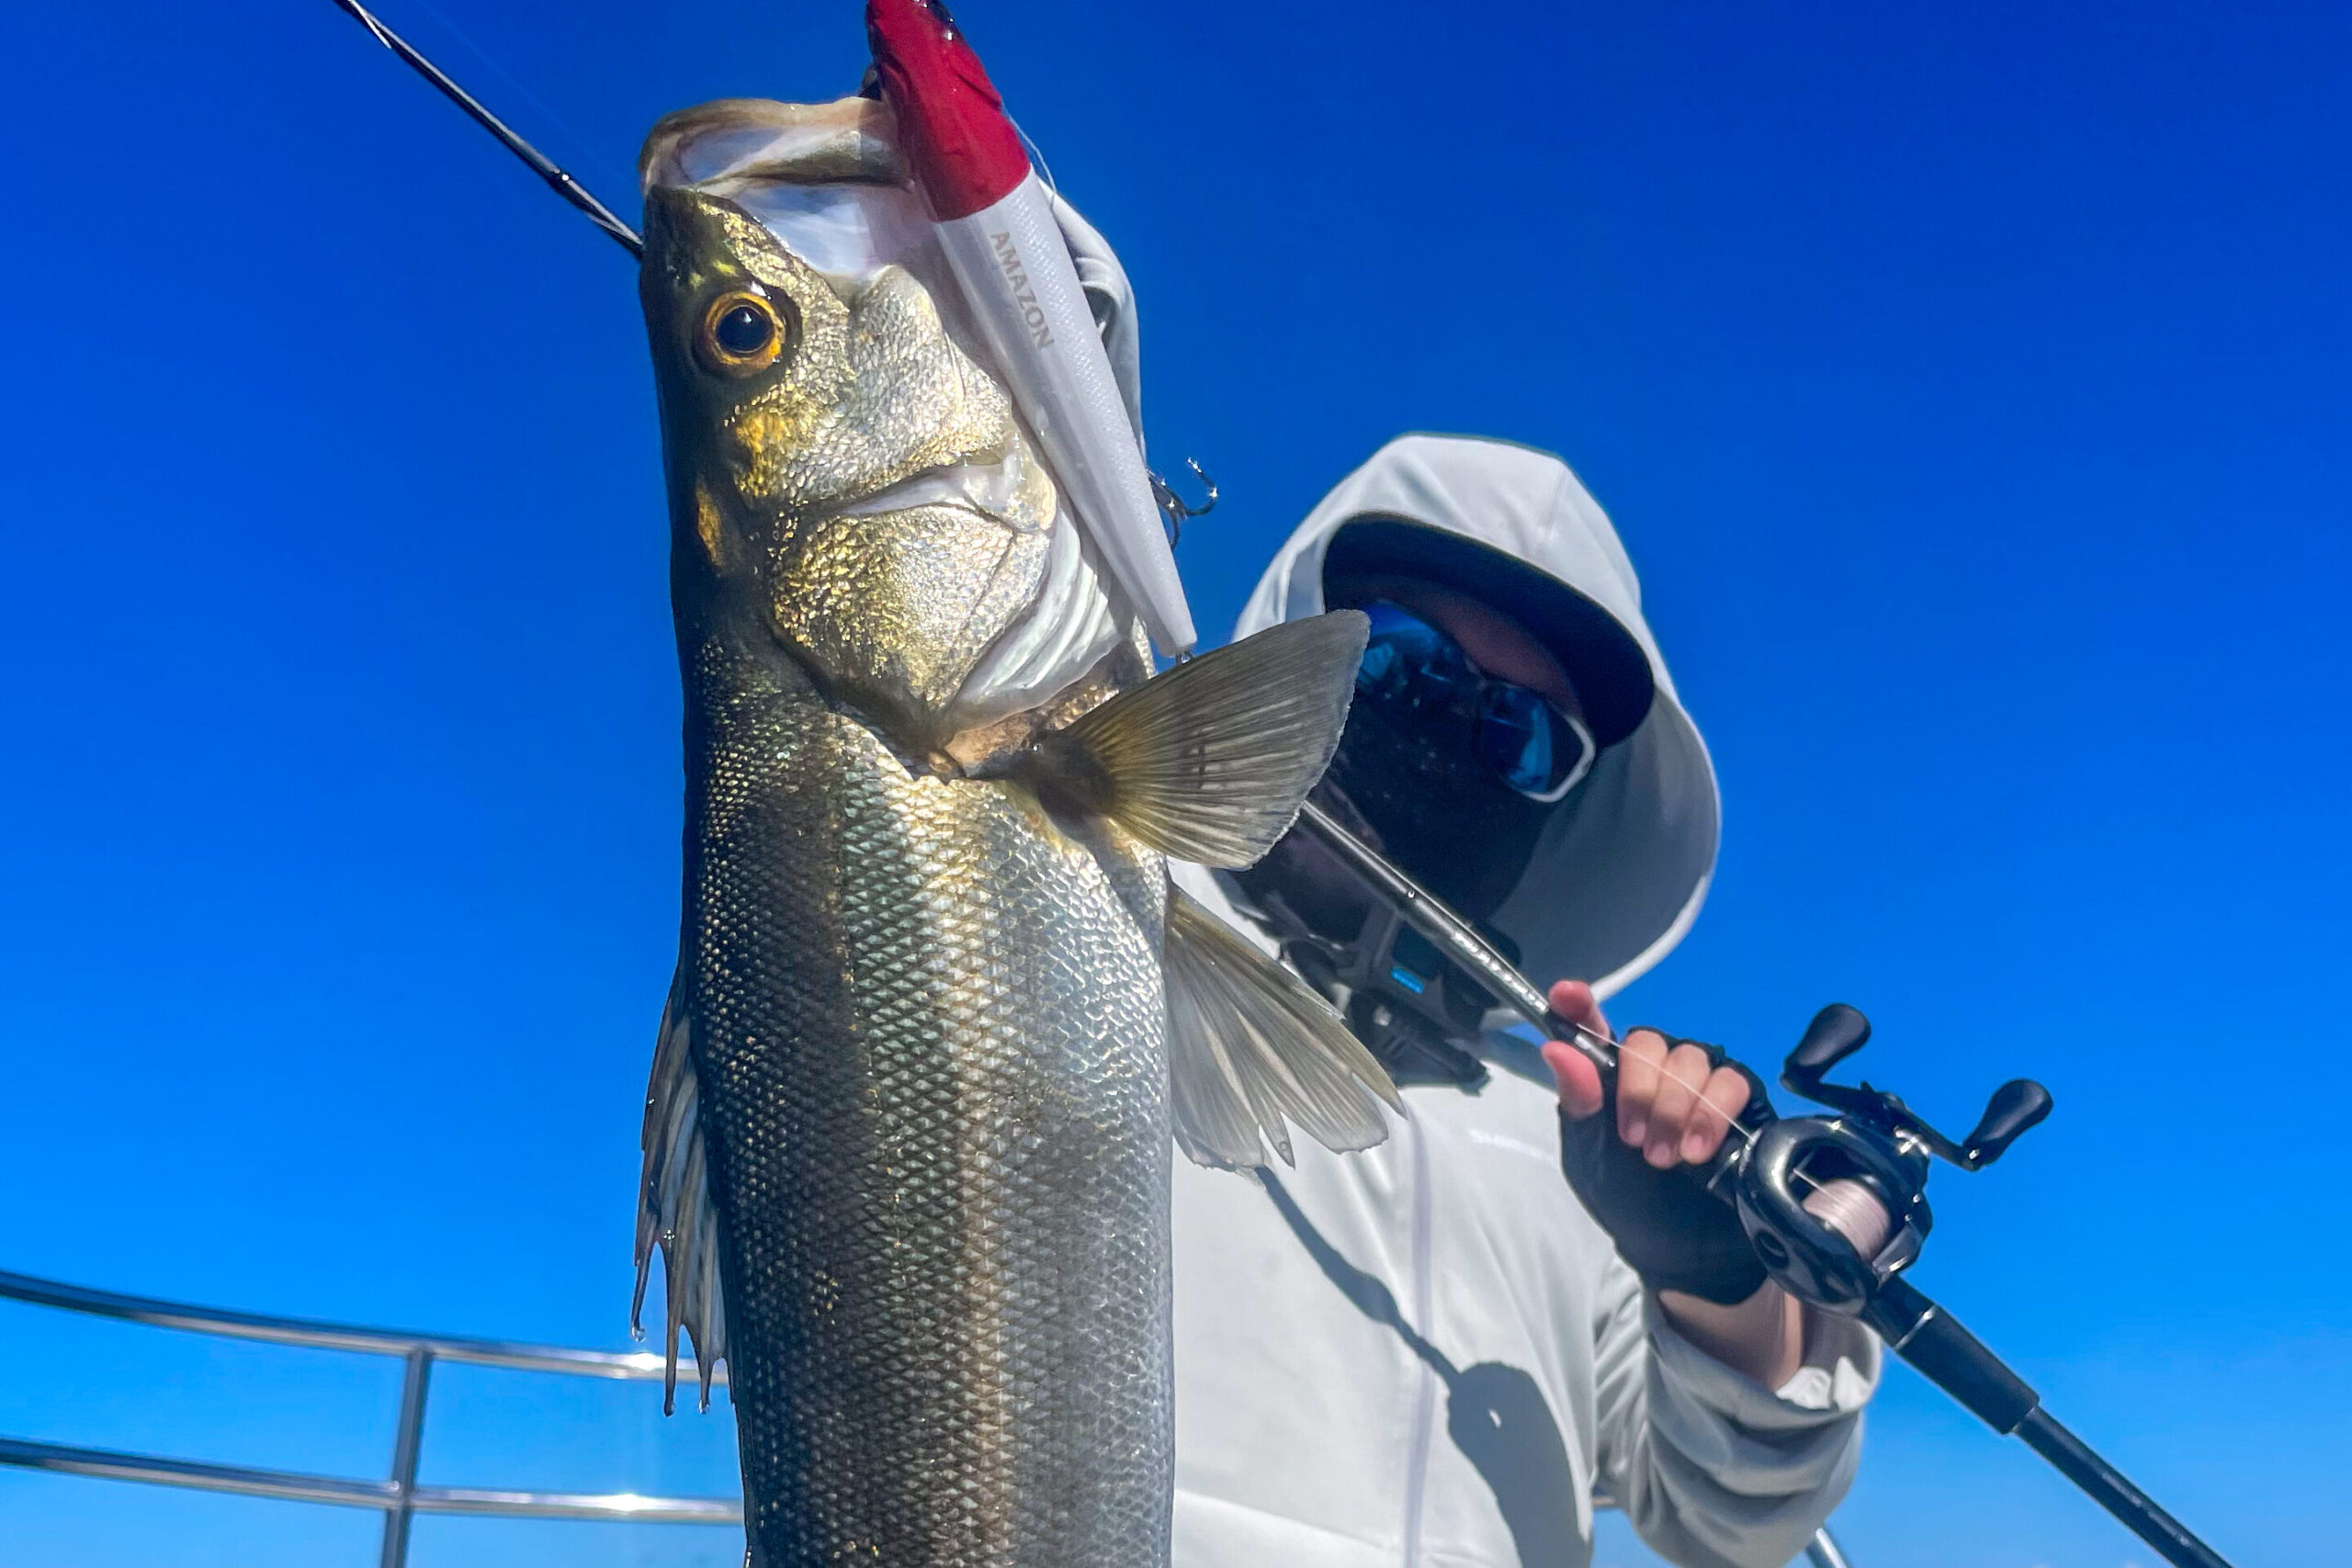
[1235, 434, 1720, 1001]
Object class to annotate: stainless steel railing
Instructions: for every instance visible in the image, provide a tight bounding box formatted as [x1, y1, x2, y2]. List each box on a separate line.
[0, 1265, 1855, 1567]
[0, 1267, 738, 1566]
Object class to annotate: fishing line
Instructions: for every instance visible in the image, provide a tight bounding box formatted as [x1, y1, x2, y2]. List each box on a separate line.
[1553, 1017, 1760, 1148]
[1011, 117, 1060, 197]
[1551, 1012, 1871, 1233]
[394, 0, 640, 200]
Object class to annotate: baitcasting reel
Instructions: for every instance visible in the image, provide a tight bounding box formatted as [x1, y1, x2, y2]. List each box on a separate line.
[1734, 1003, 2052, 1314]
[1291, 800, 2241, 1568]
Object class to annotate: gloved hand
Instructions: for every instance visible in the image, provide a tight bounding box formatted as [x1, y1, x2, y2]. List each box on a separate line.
[1540, 981, 1777, 1306]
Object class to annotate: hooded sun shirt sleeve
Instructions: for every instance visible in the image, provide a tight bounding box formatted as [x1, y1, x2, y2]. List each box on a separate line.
[1588, 1238, 1879, 1568]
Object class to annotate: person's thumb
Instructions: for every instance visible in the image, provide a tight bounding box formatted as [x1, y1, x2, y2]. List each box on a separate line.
[1549, 978, 1608, 1035]
[1544, 1041, 1606, 1119]
[1544, 980, 1610, 1118]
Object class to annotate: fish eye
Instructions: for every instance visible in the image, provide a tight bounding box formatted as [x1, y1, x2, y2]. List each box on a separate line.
[715, 304, 771, 355]
[698, 290, 791, 375]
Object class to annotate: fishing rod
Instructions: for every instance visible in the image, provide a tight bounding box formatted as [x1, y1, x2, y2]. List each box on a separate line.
[322, 8, 2233, 1557]
[1292, 799, 2239, 1568]
[325, 0, 642, 255]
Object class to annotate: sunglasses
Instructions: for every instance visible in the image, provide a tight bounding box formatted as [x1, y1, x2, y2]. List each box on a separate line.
[1351, 601, 1599, 804]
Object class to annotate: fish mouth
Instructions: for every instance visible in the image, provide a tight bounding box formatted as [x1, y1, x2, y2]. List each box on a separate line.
[831, 445, 1046, 532]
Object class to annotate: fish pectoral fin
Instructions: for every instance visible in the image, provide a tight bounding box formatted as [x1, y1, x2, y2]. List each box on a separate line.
[1164, 885, 1403, 1170]
[1025, 610, 1369, 868]
[633, 964, 728, 1415]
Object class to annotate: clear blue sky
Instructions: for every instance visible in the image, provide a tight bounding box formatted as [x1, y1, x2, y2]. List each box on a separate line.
[0, 2, 2344, 1565]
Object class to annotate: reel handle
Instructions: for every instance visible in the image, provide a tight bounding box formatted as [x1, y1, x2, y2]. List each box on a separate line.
[1779, 1003, 2053, 1172]
[1962, 1079, 2054, 1168]
[1783, 1003, 1871, 1094]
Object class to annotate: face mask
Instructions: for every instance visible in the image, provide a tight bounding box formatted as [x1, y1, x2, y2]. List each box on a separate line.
[1236, 697, 1555, 944]
[1323, 698, 1555, 921]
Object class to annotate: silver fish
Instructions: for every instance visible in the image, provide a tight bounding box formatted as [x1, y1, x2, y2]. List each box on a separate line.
[628, 98, 1400, 1568]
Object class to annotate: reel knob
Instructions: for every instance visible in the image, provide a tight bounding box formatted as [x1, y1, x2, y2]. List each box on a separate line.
[1959, 1079, 2054, 1168]
[1782, 1004, 1871, 1096]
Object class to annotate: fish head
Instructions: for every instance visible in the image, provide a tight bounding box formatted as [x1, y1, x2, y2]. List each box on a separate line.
[639, 157, 1063, 756]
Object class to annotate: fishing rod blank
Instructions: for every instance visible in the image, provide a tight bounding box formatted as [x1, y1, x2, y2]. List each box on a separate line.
[324, 0, 643, 256]
[1290, 801, 2238, 1568]
[1861, 1277, 2233, 1568]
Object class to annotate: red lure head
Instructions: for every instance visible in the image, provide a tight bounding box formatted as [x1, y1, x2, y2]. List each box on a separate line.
[865, 0, 1032, 220]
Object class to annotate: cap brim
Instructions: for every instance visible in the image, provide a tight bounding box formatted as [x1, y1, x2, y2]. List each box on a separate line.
[1322, 517, 1657, 748]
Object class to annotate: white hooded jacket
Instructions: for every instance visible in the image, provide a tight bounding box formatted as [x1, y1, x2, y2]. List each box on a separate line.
[1169, 435, 1878, 1568]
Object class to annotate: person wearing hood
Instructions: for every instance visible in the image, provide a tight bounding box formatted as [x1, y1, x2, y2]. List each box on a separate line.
[1166, 434, 1880, 1568]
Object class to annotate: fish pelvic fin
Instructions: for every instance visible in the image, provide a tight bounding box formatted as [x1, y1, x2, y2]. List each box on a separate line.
[1023, 611, 1369, 867]
[633, 964, 728, 1415]
[1164, 884, 1403, 1170]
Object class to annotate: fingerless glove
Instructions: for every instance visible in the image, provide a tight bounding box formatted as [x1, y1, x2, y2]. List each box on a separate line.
[1555, 1036, 1775, 1306]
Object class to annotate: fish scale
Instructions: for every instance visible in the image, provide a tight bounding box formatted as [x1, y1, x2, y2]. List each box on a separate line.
[684, 644, 1170, 1567]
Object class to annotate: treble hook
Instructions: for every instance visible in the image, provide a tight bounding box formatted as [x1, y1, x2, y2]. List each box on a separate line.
[1148, 458, 1219, 546]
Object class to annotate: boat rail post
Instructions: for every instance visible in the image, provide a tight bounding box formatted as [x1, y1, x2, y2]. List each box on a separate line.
[379, 1345, 434, 1568]
[1804, 1526, 1855, 1567]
